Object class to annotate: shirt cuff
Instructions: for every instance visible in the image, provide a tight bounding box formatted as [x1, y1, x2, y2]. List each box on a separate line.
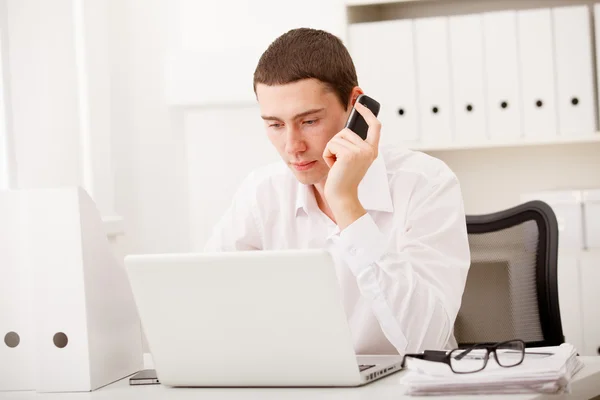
[336, 213, 387, 276]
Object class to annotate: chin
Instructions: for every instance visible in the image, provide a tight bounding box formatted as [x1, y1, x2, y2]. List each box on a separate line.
[291, 169, 327, 186]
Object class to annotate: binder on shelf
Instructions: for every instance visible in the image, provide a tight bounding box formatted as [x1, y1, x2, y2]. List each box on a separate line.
[349, 20, 420, 146]
[553, 6, 596, 137]
[579, 251, 600, 357]
[582, 189, 600, 249]
[517, 8, 558, 139]
[482, 10, 522, 140]
[0, 187, 143, 393]
[414, 16, 453, 144]
[449, 13, 488, 143]
[596, 4, 600, 130]
[556, 253, 584, 356]
[0, 191, 35, 391]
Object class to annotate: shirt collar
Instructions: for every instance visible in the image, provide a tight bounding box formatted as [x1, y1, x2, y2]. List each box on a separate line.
[295, 181, 310, 216]
[295, 154, 394, 216]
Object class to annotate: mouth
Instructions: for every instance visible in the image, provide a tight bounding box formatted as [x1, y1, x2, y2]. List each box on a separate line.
[291, 160, 317, 171]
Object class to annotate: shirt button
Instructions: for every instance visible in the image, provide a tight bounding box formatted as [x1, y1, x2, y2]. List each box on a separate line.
[349, 247, 362, 256]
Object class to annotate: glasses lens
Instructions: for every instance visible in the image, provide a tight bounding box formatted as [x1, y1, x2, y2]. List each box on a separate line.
[495, 340, 525, 367]
[449, 348, 488, 373]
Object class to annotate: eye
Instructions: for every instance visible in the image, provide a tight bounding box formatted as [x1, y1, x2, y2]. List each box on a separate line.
[303, 119, 318, 125]
[269, 123, 283, 129]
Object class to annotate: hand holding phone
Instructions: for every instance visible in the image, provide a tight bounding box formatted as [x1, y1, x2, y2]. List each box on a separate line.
[344, 94, 381, 140]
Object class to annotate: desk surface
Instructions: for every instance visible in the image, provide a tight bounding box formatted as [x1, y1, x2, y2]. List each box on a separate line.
[3, 356, 600, 400]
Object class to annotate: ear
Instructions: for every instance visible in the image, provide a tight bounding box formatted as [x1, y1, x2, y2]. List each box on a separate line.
[348, 86, 365, 108]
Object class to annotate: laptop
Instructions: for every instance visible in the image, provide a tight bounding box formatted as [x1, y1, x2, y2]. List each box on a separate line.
[124, 249, 403, 387]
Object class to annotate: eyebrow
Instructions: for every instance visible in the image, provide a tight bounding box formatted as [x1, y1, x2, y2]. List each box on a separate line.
[261, 108, 325, 121]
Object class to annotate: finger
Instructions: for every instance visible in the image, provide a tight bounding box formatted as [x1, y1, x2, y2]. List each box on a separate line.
[338, 128, 370, 148]
[323, 140, 351, 167]
[323, 139, 355, 167]
[322, 145, 335, 168]
[330, 136, 358, 152]
[329, 137, 361, 162]
[354, 101, 381, 147]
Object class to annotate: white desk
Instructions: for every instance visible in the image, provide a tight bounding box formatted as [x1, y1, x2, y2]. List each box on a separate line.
[3, 356, 600, 400]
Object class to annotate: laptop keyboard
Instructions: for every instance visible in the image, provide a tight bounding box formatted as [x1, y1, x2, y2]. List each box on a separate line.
[359, 364, 375, 372]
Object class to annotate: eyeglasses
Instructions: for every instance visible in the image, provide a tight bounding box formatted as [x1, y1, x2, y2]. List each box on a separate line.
[401, 339, 527, 374]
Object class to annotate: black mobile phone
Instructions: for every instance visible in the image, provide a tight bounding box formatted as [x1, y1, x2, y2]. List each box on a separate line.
[344, 94, 381, 140]
[129, 369, 160, 385]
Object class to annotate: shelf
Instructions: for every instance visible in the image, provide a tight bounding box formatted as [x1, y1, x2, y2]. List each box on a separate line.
[345, 0, 424, 5]
[407, 133, 600, 152]
[344, 0, 595, 24]
[345, 0, 593, 6]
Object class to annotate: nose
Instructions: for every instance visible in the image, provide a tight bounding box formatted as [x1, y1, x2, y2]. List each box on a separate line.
[284, 126, 307, 155]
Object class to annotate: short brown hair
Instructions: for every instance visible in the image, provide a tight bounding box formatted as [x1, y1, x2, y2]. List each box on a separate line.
[253, 28, 358, 110]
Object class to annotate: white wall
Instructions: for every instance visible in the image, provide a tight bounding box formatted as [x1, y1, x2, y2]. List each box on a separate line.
[4, 0, 119, 221]
[184, 106, 279, 250]
[429, 143, 600, 214]
[166, 0, 347, 107]
[3, 0, 297, 256]
[0, 0, 13, 190]
[2, 0, 180, 255]
[7, 0, 83, 190]
[108, 0, 190, 255]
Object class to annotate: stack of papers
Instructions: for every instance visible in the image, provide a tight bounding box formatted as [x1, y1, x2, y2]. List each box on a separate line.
[401, 343, 583, 396]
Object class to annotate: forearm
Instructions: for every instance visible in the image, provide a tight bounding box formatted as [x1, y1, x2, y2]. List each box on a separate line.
[333, 212, 468, 354]
[355, 257, 454, 353]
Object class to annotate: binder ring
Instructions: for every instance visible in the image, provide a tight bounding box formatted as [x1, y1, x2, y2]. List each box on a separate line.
[53, 332, 69, 349]
[4, 331, 20, 348]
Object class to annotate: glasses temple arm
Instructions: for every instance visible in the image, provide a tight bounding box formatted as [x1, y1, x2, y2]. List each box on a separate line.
[401, 353, 426, 367]
[454, 343, 490, 361]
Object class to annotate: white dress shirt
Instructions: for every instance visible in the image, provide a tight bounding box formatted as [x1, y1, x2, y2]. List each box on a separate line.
[204, 145, 471, 355]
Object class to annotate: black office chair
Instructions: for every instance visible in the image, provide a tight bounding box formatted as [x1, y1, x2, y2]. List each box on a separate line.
[454, 200, 565, 348]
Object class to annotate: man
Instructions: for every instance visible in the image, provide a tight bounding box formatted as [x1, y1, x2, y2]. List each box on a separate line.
[205, 28, 470, 355]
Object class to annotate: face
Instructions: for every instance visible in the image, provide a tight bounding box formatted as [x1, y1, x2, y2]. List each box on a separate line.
[256, 79, 361, 185]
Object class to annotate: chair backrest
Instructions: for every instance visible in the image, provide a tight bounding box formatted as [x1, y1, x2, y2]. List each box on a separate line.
[454, 201, 564, 348]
